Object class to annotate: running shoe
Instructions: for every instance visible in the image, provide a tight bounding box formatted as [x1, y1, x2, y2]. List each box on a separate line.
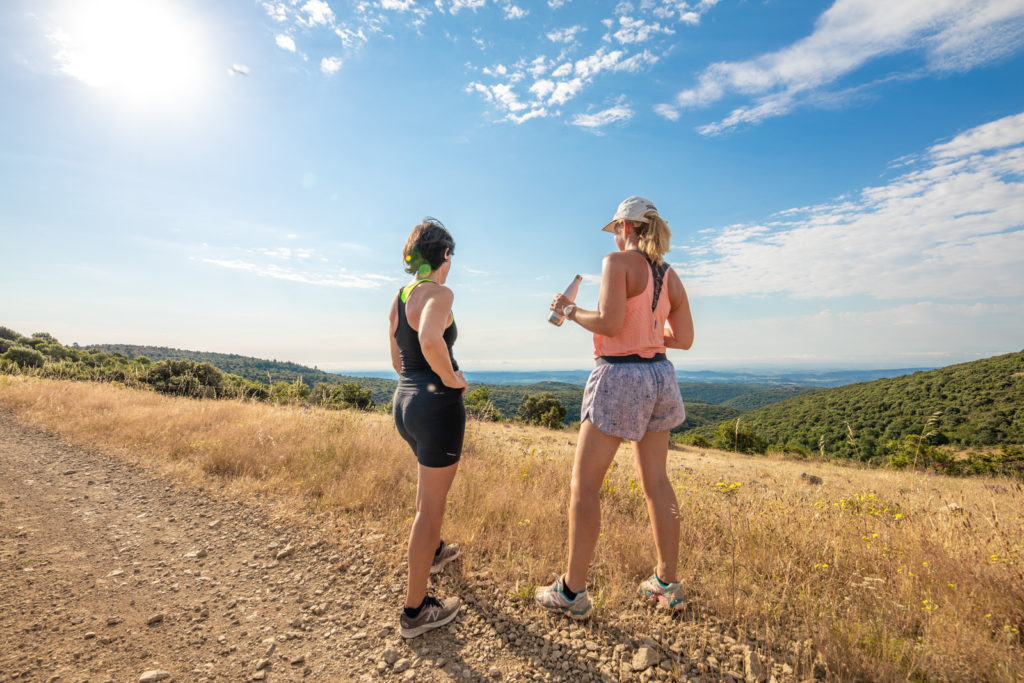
[430, 541, 461, 574]
[638, 573, 685, 611]
[399, 595, 461, 639]
[534, 575, 592, 620]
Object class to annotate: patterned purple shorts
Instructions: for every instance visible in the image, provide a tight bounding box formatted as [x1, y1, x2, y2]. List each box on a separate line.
[580, 359, 686, 442]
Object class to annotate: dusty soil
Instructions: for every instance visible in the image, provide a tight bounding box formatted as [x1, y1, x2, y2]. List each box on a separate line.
[0, 410, 796, 683]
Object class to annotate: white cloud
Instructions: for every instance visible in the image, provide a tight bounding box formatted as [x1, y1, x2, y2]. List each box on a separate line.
[547, 25, 584, 43]
[263, 2, 288, 22]
[381, 0, 417, 9]
[228, 64, 250, 76]
[653, 103, 679, 121]
[202, 259, 385, 289]
[320, 56, 343, 74]
[679, 112, 1024, 301]
[445, 0, 487, 13]
[299, 0, 335, 26]
[572, 102, 634, 129]
[275, 34, 296, 52]
[676, 0, 1024, 134]
[610, 16, 675, 44]
[504, 5, 527, 20]
[548, 0, 570, 8]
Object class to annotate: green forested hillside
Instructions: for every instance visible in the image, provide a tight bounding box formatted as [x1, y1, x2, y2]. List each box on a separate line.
[694, 350, 1024, 460]
[88, 344, 398, 404]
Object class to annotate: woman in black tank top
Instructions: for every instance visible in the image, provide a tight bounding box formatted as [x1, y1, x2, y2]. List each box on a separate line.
[387, 218, 466, 638]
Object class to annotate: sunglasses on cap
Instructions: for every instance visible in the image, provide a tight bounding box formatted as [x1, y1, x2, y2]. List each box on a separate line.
[422, 216, 446, 229]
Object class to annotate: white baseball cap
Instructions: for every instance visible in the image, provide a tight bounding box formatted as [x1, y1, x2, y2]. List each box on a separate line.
[602, 195, 658, 232]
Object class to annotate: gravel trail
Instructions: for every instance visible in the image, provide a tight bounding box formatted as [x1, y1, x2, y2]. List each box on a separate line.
[0, 410, 795, 683]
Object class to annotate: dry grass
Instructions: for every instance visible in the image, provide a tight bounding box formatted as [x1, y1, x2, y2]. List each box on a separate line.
[1, 375, 1022, 681]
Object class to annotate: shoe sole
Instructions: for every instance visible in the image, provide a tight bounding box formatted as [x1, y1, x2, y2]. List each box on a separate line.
[535, 598, 592, 620]
[429, 547, 461, 574]
[399, 604, 460, 639]
[640, 590, 685, 611]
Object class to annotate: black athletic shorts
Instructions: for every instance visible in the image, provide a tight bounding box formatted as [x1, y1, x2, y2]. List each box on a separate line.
[392, 374, 465, 468]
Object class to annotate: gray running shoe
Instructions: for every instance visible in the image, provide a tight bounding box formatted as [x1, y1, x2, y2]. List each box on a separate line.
[430, 541, 461, 574]
[534, 575, 592, 620]
[638, 573, 685, 611]
[400, 596, 461, 639]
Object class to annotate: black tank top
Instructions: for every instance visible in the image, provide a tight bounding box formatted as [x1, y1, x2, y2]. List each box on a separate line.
[394, 282, 459, 379]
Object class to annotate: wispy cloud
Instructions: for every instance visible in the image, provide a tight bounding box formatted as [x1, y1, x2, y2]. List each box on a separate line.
[200, 258, 393, 289]
[679, 111, 1024, 300]
[662, 0, 1024, 134]
[572, 100, 634, 130]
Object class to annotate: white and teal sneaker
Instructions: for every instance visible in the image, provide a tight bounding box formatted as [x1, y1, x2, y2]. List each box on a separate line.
[535, 575, 593, 620]
[638, 573, 685, 611]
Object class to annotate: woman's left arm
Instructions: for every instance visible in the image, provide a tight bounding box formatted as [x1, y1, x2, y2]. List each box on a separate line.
[663, 269, 694, 350]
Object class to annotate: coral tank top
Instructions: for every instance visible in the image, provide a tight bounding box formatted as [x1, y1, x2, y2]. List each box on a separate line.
[593, 256, 670, 359]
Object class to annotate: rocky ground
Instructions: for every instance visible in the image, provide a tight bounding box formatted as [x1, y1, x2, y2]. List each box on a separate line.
[0, 409, 813, 682]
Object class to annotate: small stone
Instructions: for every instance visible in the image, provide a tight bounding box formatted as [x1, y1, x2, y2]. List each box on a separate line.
[256, 658, 271, 671]
[276, 544, 296, 560]
[394, 658, 411, 674]
[84, 632, 96, 639]
[585, 640, 599, 652]
[252, 673, 266, 681]
[138, 671, 170, 683]
[384, 648, 399, 665]
[147, 613, 165, 626]
[745, 651, 767, 682]
[489, 666, 502, 679]
[209, 519, 222, 529]
[290, 654, 306, 666]
[263, 638, 277, 657]
[106, 616, 122, 626]
[632, 647, 659, 671]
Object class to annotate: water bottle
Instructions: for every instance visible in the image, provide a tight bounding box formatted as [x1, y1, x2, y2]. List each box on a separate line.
[548, 274, 583, 326]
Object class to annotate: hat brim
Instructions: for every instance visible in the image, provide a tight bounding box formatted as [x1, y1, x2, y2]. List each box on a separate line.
[601, 220, 618, 232]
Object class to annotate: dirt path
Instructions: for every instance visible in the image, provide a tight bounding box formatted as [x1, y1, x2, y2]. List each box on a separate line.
[0, 410, 789, 683]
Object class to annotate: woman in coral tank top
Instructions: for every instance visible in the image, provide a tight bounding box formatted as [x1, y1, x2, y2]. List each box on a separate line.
[536, 196, 694, 619]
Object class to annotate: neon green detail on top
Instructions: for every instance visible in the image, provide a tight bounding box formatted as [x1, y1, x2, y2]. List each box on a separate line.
[400, 279, 455, 328]
[401, 279, 434, 303]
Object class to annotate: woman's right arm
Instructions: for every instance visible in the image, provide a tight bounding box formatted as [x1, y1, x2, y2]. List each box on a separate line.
[663, 268, 694, 350]
[388, 296, 402, 375]
[553, 253, 628, 337]
[417, 287, 467, 391]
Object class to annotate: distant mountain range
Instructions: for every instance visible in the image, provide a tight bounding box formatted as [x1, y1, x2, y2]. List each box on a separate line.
[333, 367, 932, 387]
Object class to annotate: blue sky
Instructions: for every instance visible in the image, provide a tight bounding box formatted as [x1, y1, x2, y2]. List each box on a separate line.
[2, 0, 1023, 371]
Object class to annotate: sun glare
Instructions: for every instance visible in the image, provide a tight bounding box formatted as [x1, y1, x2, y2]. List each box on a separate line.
[50, 0, 208, 109]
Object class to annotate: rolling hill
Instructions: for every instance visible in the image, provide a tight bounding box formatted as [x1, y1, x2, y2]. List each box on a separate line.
[692, 350, 1024, 459]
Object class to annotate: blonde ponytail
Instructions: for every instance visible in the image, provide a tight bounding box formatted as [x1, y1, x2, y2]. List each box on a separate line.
[629, 211, 672, 265]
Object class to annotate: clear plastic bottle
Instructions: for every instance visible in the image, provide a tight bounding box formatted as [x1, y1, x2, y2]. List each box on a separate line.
[548, 274, 583, 326]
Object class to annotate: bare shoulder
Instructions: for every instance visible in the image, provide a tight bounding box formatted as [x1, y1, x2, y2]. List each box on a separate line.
[424, 282, 454, 305]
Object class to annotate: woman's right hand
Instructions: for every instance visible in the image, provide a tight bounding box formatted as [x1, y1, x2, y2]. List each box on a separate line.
[443, 369, 468, 393]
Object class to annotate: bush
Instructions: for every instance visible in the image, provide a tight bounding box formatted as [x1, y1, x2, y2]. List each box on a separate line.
[712, 420, 767, 454]
[2, 346, 45, 369]
[0, 326, 21, 342]
[465, 387, 502, 421]
[338, 382, 374, 410]
[518, 392, 567, 429]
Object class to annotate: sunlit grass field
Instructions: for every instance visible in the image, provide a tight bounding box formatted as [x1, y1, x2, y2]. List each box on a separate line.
[1, 375, 1021, 681]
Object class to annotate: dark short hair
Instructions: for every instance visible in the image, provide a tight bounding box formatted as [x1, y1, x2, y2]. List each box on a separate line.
[403, 221, 455, 274]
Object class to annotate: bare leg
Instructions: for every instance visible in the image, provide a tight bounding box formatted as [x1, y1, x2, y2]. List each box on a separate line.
[406, 462, 459, 608]
[564, 420, 622, 593]
[633, 430, 679, 583]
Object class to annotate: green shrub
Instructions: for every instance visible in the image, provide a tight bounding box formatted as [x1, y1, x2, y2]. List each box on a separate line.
[2, 346, 45, 369]
[518, 392, 567, 428]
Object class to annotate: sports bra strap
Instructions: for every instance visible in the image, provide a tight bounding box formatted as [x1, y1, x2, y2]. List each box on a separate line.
[400, 278, 434, 303]
[630, 250, 668, 311]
